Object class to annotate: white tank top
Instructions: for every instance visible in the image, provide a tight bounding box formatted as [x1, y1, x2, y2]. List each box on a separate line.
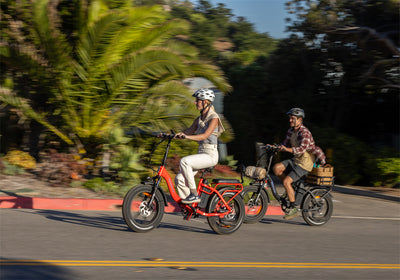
[195, 109, 224, 145]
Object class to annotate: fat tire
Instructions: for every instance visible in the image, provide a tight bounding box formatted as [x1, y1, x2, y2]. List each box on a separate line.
[241, 185, 269, 224]
[122, 185, 165, 233]
[301, 189, 333, 226]
[206, 188, 245, 234]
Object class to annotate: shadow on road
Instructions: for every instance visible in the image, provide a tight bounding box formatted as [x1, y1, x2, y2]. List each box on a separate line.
[32, 210, 129, 232]
[260, 217, 306, 226]
[0, 258, 75, 280]
[31, 210, 215, 234]
[159, 223, 214, 235]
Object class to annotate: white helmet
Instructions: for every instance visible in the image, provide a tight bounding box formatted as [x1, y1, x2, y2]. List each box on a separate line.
[192, 88, 215, 103]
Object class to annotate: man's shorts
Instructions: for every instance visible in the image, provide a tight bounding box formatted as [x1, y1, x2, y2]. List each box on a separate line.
[281, 159, 309, 182]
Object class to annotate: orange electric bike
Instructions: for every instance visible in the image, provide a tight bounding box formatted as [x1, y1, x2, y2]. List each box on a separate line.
[122, 132, 245, 234]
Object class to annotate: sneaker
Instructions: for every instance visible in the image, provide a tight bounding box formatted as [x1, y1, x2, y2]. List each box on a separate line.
[182, 193, 201, 204]
[283, 207, 299, 220]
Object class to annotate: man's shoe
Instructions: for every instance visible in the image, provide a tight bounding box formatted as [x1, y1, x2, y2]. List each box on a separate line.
[283, 207, 299, 220]
[182, 193, 201, 204]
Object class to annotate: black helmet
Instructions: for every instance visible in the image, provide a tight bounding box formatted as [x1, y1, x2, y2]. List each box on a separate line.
[287, 108, 305, 118]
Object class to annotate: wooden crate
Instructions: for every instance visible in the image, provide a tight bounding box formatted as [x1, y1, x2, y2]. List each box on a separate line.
[306, 165, 334, 186]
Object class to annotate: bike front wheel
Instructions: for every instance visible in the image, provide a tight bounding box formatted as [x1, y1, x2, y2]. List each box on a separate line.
[301, 189, 333, 226]
[206, 189, 245, 234]
[122, 185, 165, 233]
[241, 185, 268, 224]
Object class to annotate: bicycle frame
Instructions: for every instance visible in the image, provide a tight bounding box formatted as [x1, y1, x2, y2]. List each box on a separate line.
[149, 136, 243, 219]
[254, 146, 333, 206]
[241, 144, 334, 225]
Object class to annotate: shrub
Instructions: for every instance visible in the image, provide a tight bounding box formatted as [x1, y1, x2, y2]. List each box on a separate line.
[4, 150, 36, 169]
[313, 127, 399, 186]
[82, 177, 132, 197]
[166, 154, 181, 174]
[313, 128, 371, 185]
[366, 157, 400, 187]
[37, 149, 86, 186]
[214, 165, 239, 177]
[0, 158, 25, 175]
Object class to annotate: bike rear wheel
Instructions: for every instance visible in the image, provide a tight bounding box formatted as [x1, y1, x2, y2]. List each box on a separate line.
[301, 189, 333, 226]
[206, 189, 245, 234]
[241, 185, 268, 224]
[122, 185, 165, 232]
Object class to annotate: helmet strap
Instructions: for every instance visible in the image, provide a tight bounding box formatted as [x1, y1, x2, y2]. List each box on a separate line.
[200, 101, 212, 115]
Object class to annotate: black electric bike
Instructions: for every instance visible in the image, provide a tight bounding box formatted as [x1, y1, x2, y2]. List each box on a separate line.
[241, 144, 333, 226]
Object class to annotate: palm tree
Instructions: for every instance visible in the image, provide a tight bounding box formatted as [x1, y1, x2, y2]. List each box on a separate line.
[0, 0, 231, 157]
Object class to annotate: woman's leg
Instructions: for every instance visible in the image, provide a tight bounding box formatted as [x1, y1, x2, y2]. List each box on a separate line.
[175, 151, 218, 198]
[175, 171, 196, 199]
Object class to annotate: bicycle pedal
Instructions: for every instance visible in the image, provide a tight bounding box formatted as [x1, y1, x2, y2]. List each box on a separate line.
[183, 212, 193, 221]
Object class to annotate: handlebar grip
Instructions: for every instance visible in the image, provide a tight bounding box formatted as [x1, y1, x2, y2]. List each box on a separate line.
[156, 132, 185, 139]
[156, 133, 170, 139]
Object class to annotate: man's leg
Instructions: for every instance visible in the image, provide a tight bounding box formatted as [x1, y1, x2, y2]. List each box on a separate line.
[273, 162, 286, 181]
[282, 175, 295, 203]
[273, 160, 299, 219]
[282, 173, 298, 220]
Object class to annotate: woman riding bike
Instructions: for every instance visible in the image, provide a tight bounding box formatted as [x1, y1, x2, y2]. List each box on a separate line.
[171, 88, 225, 204]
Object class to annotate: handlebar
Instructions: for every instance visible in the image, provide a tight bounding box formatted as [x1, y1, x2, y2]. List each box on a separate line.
[157, 132, 186, 139]
[148, 130, 185, 172]
[264, 144, 280, 153]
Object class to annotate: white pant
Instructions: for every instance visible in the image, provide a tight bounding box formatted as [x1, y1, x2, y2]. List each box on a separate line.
[175, 144, 218, 199]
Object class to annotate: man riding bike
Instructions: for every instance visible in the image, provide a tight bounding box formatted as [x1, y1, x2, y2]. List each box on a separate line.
[268, 108, 326, 219]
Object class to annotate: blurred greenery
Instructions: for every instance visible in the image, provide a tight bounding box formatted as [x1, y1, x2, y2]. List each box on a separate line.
[0, 0, 230, 154]
[0, 0, 398, 188]
[0, 159, 26, 175]
[82, 177, 132, 197]
[370, 158, 400, 187]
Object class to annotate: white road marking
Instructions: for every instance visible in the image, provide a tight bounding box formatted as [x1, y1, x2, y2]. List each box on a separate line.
[333, 216, 400, 221]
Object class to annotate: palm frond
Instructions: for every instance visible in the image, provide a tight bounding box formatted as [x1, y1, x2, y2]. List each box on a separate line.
[0, 87, 73, 144]
[2, 1, 232, 149]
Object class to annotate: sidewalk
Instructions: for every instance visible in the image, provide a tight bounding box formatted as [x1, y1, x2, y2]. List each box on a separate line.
[0, 195, 286, 215]
[0, 185, 398, 213]
[0, 174, 398, 212]
[333, 185, 400, 203]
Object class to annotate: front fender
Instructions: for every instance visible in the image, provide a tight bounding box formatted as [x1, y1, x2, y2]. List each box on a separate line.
[156, 187, 169, 207]
[261, 187, 271, 203]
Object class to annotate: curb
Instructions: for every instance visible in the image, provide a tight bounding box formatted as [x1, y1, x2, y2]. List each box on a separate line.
[0, 196, 285, 215]
[333, 185, 400, 203]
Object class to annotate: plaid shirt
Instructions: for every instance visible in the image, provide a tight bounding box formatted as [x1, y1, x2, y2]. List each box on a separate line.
[282, 125, 326, 165]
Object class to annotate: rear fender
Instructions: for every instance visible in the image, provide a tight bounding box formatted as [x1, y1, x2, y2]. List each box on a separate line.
[299, 187, 332, 208]
[241, 184, 271, 203]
